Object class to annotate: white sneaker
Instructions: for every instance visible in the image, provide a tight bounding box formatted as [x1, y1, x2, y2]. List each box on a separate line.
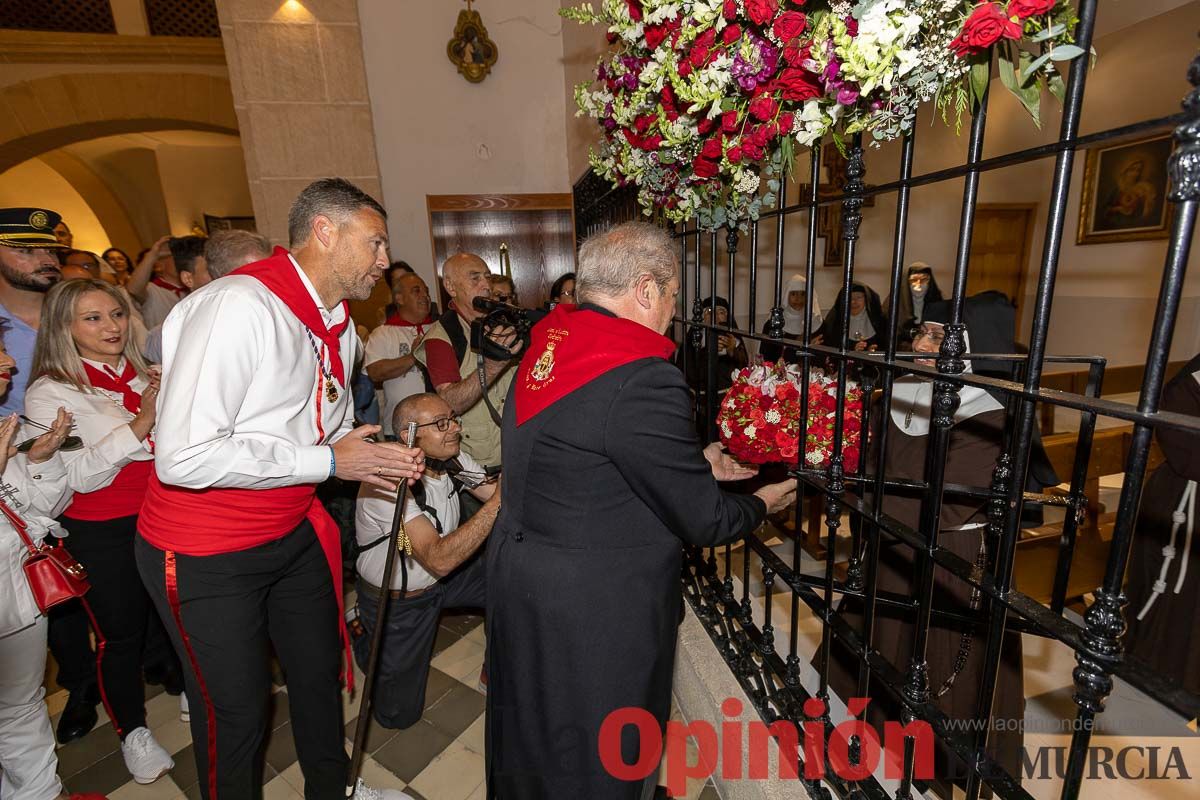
[180, 693, 190, 723]
[121, 726, 174, 784]
[350, 779, 415, 800]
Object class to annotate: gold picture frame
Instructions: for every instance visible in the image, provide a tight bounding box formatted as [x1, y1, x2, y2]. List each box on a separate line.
[447, 7, 498, 84]
[1076, 131, 1175, 245]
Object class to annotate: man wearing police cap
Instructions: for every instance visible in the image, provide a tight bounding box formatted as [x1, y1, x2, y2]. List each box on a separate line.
[0, 208, 65, 415]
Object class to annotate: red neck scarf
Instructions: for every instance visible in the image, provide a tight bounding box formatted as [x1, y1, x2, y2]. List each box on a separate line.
[384, 313, 434, 335]
[514, 304, 676, 425]
[151, 276, 187, 299]
[82, 359, 141, 413]
[233, 247, 352, 385]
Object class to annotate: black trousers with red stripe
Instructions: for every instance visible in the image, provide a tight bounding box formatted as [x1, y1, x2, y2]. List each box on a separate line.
[136, 521, 348, 800]
[62, 513, 152, 738]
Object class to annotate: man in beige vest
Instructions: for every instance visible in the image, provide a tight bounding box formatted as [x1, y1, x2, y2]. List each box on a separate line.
[415, 252, 520, 474]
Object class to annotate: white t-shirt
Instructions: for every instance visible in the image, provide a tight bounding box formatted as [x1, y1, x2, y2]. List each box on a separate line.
[355, 451, 482, 592]
[363, 323, 428, 437]
[140, 280, 185, 330]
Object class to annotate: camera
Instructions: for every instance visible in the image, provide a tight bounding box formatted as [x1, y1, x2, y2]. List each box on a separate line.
[470, 297, 548, 360]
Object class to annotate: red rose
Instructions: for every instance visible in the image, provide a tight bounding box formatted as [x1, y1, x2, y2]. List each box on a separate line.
[634, 114, 657, 135]
[782, 39, 811, 66]
[778, 111, 794, 131]
[693, 156, 720, 179]
[749, 96, 779, 122]
[625, 0, 642, 22]
[745, 0, 779, 26]
[722, 24, 742, 46]
[727, 145, 744, 163]
[845, 16, 858, 36]
[950, 2, 1023, 57]
[697, 116, 717, 135]
[679, 60, 694, 77]
[661, 86, 679, 120]
[1007, 0, 1055, 19]
[723, 0, 739, 21]
[689, 28, 718, 68]
[774, 67, 822, 101]
[700, 136, 724, 159]
[748, 124, 771, 148]
[644, 24, 669, 50]
[640, 134, 663, 150]
[721, 110, 741, 133]
[741, 137, 764, 161]
[772, 10, 807, 42]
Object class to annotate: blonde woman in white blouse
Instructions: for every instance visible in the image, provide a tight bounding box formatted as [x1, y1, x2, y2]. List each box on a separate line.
[0, 327, 93, 800]
[25, 279, 175, 785]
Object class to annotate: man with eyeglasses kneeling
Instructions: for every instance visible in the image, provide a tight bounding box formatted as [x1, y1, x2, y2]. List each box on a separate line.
[350, 391, 499, 728]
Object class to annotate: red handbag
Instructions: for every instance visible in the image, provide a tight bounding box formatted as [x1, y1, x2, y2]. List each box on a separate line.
[1, 498, 90, 612]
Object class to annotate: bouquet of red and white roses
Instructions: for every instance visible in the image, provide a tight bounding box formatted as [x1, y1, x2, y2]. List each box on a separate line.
[717, 362, 864, 470]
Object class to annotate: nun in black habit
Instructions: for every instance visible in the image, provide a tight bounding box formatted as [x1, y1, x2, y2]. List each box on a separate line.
[817, 282, 889, 352]
[887, 262, 945, 349]
[485, 223, 797, 800]
[816, 293, 1027, 798]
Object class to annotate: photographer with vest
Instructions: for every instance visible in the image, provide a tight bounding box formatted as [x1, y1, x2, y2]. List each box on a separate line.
[352, 392, 498, 728]
[415, 253, 521, 495]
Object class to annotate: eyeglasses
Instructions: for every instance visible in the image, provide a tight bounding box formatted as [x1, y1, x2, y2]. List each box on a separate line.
[412, 415, 463, 432]
[909, 326, 945, 345]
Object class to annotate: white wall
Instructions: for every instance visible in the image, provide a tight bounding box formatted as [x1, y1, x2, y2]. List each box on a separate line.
[357, 0, 571, 287]
[155, 143, 254, 235]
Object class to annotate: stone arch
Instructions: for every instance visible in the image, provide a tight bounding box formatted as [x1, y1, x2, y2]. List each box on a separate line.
[0, 71, 240, 174]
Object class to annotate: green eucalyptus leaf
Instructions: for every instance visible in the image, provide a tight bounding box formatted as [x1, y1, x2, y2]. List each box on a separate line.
[1030, 23, 1067, 42]
[1021, 52, 1053, 82]
[1049, 44, 1085, 61]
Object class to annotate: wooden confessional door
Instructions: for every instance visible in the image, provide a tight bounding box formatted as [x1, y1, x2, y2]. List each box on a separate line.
[426, 194, 576, 310]
[967, 204, 1036, 303]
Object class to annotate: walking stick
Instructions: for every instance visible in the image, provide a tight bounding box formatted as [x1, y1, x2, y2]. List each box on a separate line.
[346, 420, 419, 797]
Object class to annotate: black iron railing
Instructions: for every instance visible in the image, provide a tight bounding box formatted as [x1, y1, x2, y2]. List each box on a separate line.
[636, 2, 1200, 798]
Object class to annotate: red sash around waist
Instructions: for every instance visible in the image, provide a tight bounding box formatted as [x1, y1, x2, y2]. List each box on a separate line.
[65, 459, 154, 521]
[138, 472, 353, 689]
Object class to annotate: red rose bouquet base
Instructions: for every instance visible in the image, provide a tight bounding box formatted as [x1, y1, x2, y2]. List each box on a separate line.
[717, 362, 863, 471]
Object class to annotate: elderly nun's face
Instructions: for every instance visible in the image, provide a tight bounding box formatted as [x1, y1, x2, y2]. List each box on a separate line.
[849, 290, 867, 315]
[911, 322, 945, 367]
[702, 305, 729, 325]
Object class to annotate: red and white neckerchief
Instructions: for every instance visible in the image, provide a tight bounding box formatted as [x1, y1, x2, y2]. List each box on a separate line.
[151, 276, 187, 299]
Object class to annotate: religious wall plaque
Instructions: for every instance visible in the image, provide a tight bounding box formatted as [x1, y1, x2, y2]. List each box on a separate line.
[447, 1, 497, 84]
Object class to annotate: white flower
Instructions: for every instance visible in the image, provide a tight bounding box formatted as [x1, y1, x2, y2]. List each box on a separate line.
[721, 420, 733, 438]
[743, 424, 757, 439]
[765, 408, 782, 424]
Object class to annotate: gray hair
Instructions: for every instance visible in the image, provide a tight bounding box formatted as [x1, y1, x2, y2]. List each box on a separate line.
[287, 178, 386, 248]
[576, 222, 677, 303]
[205, 230, 272, 278]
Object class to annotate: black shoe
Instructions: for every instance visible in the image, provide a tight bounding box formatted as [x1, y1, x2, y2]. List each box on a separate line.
[57, 684, 99, 744]
[144, 662, 185, 696]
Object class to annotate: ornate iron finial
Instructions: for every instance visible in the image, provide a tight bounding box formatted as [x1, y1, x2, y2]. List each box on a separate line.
[726, 228, 739, 255]
[1168, 51, 1200, 202]
[763, 306, 786, 339]
[689, 297, 704, 347]
[1072, 588, 1127, 713]
[841, 144, 867, 242]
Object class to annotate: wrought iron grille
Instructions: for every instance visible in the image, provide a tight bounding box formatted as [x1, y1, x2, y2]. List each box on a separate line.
[647, 2, 1200, 798]
[0, 0, 116, 34]
[143, 0, 220, 38]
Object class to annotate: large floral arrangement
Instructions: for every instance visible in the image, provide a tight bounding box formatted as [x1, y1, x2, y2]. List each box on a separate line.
[717, 362, 864, 469]
[563, 0, 1087, 228]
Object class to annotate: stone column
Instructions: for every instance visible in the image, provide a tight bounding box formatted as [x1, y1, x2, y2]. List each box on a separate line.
[214, 0, 383, 244]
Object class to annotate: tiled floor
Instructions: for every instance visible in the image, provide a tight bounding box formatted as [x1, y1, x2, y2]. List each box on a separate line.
[50, 606, 720, 800]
